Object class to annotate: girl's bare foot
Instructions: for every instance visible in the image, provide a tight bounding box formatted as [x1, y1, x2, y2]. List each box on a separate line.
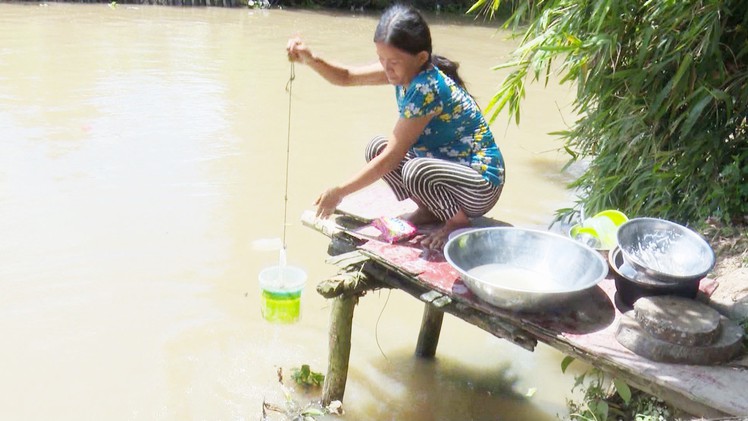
[420, 210, 470, 250]
[401, 206, 440, 226]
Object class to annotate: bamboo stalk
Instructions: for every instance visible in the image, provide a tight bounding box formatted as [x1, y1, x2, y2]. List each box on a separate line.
[321, 295, 356, 406]
[415, 304, 444, 357]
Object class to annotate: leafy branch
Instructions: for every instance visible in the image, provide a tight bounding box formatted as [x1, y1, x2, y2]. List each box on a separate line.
[471, 0, 748, 225]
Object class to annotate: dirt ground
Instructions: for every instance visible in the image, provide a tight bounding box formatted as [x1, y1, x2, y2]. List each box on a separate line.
[700, 219, 748, 333]
[702, 219, 748, 279]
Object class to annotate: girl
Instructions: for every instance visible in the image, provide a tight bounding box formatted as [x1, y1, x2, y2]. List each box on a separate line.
[286, 4, 505, 249]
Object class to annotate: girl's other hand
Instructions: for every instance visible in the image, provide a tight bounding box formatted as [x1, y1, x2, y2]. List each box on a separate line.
[314, 187, 344, 219]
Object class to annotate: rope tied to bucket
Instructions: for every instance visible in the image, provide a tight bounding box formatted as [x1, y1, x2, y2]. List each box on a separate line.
[281, 62, 295, 252]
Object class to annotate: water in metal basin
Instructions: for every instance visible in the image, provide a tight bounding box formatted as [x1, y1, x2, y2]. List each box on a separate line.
[467, 263, 564, 292]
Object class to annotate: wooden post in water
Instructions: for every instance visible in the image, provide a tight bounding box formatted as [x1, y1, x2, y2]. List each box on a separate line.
[415, 304, 444, 357]
[321, 295, 356, 406]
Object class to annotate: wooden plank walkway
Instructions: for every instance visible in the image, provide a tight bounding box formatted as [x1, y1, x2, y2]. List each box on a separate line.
[303, 183, 748, 418]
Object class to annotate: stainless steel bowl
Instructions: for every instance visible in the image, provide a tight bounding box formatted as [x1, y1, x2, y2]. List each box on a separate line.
[444, 227, 608, 311]
[616, 218, 715, 283]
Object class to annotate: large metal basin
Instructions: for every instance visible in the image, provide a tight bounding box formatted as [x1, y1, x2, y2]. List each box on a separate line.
[444, 227, 608, 311]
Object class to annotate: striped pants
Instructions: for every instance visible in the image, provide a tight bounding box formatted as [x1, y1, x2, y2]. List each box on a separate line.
[365, 135, 503, 221]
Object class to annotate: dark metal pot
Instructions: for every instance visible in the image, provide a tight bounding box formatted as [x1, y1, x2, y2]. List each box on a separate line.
[608, 247, 700, 307]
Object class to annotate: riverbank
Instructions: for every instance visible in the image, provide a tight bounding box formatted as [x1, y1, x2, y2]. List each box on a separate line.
[704, 220, 748, 278]
[11, 0, 479, 12]
[701, 220, 748, 337]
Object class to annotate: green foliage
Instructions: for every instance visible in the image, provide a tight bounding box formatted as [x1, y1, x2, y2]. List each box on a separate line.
[291, 364, 325, 388]
[475, 0, 748, 225]
[263, 366, 340, 421]
[566, 368, 616, 420]
[560, 358, 676, 421]
[563, 367, 673, 421]
[560, 355, 575, 373]
[612, 378, 631, 405]
[626, 396, 675, 421]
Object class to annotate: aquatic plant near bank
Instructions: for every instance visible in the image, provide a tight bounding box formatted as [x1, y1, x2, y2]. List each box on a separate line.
[472, 0, 748, 227]
[560, 357, 677, 421]
[262, 367, 342, 420]
[291, 364, 325, 388]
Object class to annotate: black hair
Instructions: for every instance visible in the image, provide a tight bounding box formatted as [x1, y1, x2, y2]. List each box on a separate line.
[373, 3, 466, 89]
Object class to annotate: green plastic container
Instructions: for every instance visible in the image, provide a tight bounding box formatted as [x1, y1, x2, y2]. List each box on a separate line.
[568, 209, 630, 251]
[259, 265, 306, 324]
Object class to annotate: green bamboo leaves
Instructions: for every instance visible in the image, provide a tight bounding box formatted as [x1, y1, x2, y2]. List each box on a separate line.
[476, 0, 748, 224]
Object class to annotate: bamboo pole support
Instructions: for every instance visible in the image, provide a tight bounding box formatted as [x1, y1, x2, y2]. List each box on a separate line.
[321, 295, 356, 406]
[415, 304, 444, 357]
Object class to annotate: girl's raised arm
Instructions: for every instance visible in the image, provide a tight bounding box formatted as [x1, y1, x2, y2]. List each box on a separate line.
[286, 37, 387, 86]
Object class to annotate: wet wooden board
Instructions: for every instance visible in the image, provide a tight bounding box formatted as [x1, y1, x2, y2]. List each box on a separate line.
[359, 239, 619, 334]
[360, 237, 748, 416]
[554, 307, 747, 417]
[305, 186, 748, 418]
[335, 182, 418, 223]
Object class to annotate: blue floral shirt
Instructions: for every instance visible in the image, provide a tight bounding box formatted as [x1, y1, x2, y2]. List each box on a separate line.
[396, 66, 505, 186]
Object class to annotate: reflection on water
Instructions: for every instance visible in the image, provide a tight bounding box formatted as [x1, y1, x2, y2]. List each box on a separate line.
[0, 3, 581, 420]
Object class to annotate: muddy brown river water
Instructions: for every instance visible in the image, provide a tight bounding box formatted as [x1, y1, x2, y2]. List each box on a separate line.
[0, 3, 587, 419]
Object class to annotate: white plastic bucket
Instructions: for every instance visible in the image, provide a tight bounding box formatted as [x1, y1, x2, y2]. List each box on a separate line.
[258, 265, 307, 323]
